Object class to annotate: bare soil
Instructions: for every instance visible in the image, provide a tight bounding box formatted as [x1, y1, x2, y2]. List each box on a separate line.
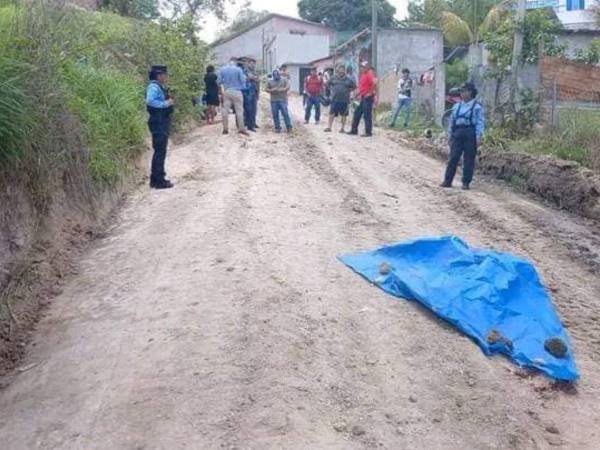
[1, 97, 599, 449]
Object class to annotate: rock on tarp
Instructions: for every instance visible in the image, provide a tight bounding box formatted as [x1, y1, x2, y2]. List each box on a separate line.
[338, 236, 579, 381]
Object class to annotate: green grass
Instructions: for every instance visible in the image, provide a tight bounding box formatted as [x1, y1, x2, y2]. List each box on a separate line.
[512, 109, 600, 169]
[0, 3, 208, 183]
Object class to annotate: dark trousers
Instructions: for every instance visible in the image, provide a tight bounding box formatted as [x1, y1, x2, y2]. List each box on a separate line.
[351, 95, 374, 135]
[243, 91, 257, 130]
[150, 133, 168, 184]
[444, 128, 477, 186]
[304, 95, 321, 123]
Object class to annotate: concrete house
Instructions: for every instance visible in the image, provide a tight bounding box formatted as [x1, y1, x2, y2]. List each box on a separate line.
[210, 14, 334, 93]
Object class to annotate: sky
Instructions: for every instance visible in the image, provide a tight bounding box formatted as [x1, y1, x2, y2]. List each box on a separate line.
[197, 0, 410, 43]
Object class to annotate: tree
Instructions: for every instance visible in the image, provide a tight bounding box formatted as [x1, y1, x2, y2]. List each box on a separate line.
[216, 6, 269, 40]
[404, 0, 506, 46]
[163, 0, 229, 22]
[101, 0, 160, 19]
[297, 0, 398, 31]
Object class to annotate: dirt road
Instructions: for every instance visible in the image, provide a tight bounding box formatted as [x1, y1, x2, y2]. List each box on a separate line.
[1, 97, 600, 449]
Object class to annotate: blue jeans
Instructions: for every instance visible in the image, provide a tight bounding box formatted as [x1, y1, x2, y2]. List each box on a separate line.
[391, 97, 412, 127]
[304, 95, 321, 123]
[271, 101, 292, 131]
[243, 91, 257, 130]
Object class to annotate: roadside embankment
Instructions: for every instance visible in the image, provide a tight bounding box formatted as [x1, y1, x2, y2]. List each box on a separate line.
[386, 132, 600, 222]
[0, 4, 207, 372]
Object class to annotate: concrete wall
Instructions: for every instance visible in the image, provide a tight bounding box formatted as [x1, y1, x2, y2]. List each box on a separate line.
[271, 16, 333, 37]
[376, 29, 445, 124]
[211, 17, 332, 71]
[558, 32, 600, 58]
[212, 20, 273, 67]
[276, 34, 331, 67]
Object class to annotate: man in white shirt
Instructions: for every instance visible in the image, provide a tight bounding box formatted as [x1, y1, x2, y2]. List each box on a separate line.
[390, 68, 414, 128]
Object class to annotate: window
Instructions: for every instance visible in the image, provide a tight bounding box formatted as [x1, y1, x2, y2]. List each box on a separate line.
[566, 0, 585, 10]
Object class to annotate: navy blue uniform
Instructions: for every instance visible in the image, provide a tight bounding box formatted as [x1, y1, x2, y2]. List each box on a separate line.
[443, 100, 485, 187]
[146, 81, 173, 186]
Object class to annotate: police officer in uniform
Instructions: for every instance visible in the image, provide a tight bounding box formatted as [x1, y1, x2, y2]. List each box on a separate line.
[441, 82, 485, 190]
[146, 65, 175, 189]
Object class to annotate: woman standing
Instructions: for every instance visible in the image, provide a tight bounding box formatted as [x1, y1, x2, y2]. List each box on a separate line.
[203, 65, 219, 124]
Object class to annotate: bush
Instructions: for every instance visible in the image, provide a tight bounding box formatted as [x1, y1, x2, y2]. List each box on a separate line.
[445, 59, 469, 89]
[0, 3, 208, 184]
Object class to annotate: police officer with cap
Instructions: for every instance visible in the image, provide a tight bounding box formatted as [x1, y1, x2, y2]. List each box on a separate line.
[441, 82, 485, 190]
[146, 65, 175, 189]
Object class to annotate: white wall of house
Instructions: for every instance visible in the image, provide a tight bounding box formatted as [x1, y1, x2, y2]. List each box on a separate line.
[211, 16, 333, 72]
[555, 0, 599, 30]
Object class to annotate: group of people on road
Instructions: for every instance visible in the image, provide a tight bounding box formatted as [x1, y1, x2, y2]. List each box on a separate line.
[144, 62, 484, 191]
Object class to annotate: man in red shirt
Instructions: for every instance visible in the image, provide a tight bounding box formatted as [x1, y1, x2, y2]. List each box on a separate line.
[349, 61, 377, 137]
[304, 67, 324, 124]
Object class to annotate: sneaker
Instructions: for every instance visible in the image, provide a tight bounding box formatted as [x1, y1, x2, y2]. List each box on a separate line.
[324, 128, 332, 132]
[248, 128, 256, 132]
[286, 128, 293, 133]
[222, 130, 229, 135]
[339, 129, 345, 133]
[347, 131, 358, 135]
[238, 130, 249, 136]
[304, 121, 309, 125]
[360, 133, 372, 137]
[440, 182, 452, 188]
[462, 183, 470, 190]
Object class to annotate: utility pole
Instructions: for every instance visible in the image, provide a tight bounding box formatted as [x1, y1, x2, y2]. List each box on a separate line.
[371, 0, 378, 72]
[510, 0, 526, 112]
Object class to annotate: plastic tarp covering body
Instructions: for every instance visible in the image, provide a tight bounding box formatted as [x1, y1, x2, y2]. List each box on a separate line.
[339, 236, 579, 381]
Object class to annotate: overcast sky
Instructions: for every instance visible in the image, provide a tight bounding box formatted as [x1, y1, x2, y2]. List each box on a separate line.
[198, 0, 410, 43]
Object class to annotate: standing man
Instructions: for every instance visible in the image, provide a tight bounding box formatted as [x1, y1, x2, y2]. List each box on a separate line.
[441, 82, 485, 190]
[265, 69, 292, 133]
[349, 61, 377, 137]
[243, 58, 260, 132]
[304, 67, 323, 125]
[390, 68, 414, 128]
[217, 57, 249, 136]
[146, 65, 174, 190]
[324, 65, 356, 133]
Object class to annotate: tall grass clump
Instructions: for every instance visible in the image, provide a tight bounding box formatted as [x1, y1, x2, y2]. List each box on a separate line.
[515, 109, 600, 170]
[0, 2, 208, 186]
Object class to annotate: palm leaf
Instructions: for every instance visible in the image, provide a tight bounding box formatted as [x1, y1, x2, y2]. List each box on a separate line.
[441, 11, 474, 46]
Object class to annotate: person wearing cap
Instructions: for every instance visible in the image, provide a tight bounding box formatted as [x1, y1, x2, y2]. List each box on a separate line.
[265, 69, 292, 133]
[146, 65, 175, 189]
[304, 67, 323, 125]
[217, 57, 249, 136]
[441, 82, 485, 190]
[243, 58, 260, 132]
[349, 61, 377, 137]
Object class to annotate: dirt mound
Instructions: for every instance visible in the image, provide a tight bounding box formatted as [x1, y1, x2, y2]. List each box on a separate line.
[479, 152, 600, 221]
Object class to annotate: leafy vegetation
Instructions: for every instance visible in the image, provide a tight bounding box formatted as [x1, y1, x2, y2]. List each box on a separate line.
[298, 0, 397, 31]
[574, 39, 600, 65]
[445, 58, 469, 89]
[0, 3, 208, 185]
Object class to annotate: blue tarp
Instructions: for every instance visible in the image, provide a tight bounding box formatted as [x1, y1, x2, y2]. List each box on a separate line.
[339, 236, 579, 381]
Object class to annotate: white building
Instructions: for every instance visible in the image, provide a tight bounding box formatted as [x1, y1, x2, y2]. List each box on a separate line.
[210, 14, 334, 92]
[528, 0, 599, 30]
